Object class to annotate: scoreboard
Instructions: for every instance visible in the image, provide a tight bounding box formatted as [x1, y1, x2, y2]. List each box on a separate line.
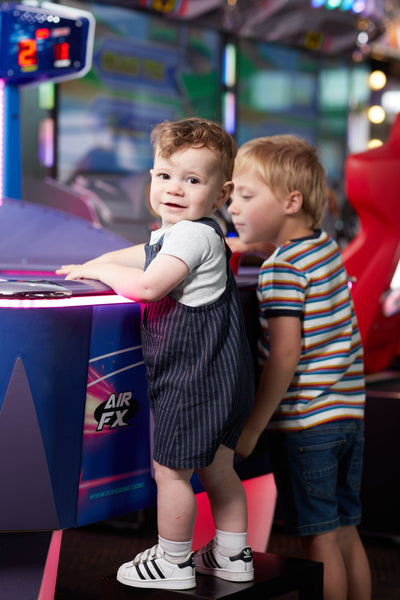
[0, 1, 95, 85]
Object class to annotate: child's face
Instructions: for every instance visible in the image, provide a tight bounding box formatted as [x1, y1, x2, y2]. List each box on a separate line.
[150, 146, 232, 227]
[229, 169, 287, 246]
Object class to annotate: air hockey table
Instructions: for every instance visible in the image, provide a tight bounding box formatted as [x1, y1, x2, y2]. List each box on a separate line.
[0, 196, 160, 532]
[0, 276, 155, 532]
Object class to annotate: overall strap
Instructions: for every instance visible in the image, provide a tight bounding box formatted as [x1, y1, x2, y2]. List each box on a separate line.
[195, 217, 233, 261]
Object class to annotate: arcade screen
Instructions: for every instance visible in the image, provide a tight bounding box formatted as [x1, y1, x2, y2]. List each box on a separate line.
[236, 39, 320, 148]
[236, 38, 369, 182]
[57, 2, 223, 183]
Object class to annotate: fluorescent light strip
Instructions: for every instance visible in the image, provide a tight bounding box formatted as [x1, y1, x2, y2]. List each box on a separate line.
[0, 294, 134, 309]
[223, 91, 236, 135]
[223, 43, 236, 87]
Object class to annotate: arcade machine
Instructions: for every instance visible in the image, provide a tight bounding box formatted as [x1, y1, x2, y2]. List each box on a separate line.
[0, 3, 156, 598]
[341, 113, 400, 536]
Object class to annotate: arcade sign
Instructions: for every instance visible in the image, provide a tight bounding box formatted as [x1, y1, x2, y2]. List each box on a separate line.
[0, 1, 95, 85]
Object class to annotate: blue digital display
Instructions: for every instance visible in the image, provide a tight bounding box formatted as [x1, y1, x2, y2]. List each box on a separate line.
[0, 2, 95, 84]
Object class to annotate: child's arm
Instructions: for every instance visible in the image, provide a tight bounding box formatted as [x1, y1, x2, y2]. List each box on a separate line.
[56, 250, 189, 303]
[226, 237, 274, 258]
[57, 244, 147, 272]
[236, 314, 302, 458]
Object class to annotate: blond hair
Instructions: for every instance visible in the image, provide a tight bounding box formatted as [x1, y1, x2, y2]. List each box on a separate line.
[151, 117, 237, 181]
[234, 135, 328, 228]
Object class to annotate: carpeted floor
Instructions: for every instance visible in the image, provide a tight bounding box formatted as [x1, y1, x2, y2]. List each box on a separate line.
[54, 507, 400, 599]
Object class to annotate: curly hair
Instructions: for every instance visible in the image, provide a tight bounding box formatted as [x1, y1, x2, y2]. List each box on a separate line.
[151, 117, 238, 181]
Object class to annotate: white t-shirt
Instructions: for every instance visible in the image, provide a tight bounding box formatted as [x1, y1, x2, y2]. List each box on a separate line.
[149, 219, 227, 307]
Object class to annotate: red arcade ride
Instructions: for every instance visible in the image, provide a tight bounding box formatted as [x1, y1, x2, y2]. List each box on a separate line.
[342, 113, 400, 374]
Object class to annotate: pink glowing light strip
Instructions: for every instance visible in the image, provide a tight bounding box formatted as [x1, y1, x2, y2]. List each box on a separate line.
[0, 294, 134, 309]
[1, 270, 58, 277]
[0, 79, 4, 204]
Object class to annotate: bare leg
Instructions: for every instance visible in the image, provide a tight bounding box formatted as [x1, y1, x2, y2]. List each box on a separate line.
[197, 445, 247, 533]
[300, 526, 371, 600]
[338, 525, 371, 600]
[154, 460, 196, 541]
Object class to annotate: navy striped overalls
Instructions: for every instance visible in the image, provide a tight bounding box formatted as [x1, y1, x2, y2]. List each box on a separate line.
[140, 218, 254, 469]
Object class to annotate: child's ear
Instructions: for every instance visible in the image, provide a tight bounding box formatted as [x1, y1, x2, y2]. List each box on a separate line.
[285, 190, 303, 215]
[214, 180, 234, 210]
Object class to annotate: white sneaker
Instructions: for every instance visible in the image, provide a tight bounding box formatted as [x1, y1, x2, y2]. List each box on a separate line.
[117, 544, 196, 589]
[195, 539, 254, 582]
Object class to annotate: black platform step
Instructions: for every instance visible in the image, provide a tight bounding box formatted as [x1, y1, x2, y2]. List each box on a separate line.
[101, 551, 323, 599]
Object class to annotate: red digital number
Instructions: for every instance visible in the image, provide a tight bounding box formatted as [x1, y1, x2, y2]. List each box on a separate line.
[54, 42, 69, 61]
[35, 28, 50, 40]
[18, 39, 37, 67]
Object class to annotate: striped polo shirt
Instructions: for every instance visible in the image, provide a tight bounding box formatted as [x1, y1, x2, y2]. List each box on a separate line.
[257, 229, 365, 431]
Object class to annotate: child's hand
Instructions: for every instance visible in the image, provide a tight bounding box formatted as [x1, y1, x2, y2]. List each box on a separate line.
[235, 426, 259, 459]
[56, 263, 104, 281]
[56, 264, 82, 277]
[225, 236, 245, 254]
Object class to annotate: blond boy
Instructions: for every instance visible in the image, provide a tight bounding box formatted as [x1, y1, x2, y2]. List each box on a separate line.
[229, 135, 371, 600]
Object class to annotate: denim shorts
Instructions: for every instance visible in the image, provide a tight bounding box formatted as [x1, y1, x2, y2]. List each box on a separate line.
[267, 420, 364, 536]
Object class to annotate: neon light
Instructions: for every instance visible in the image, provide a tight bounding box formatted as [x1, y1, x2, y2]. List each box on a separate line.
[0, 270, 56, 277]
[0, 80, 3, 204]
[38, 83, 55, 110]
[223, 42, 236, 135]
[310, 0, 365, 11]
[326, 0, 342, 8]
[223, 91, 235, 135]
[352, 0, 366, 13]
[340, 0, 355, 9]
[0, 294, 134, 309]
[38, 117, 54, 168]
[223, 43, 236, 88]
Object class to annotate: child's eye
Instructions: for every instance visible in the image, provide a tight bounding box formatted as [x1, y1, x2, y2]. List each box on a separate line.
[187, 177, 199, 184]
[159, 173, 170, 180]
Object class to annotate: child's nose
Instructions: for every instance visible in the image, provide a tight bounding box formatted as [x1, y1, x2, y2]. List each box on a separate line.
[227, 198, 237, 214]
[167, 179, 184, 195]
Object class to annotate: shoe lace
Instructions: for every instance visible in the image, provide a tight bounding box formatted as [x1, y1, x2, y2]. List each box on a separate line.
[132, 544, 163, 565]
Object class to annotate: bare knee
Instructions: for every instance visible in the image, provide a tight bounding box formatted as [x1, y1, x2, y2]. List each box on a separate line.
[153, 460, 193, 487]
[197, 445, 235, 489]
[336, 525, 360, 547]
[300, 529, 338, 557]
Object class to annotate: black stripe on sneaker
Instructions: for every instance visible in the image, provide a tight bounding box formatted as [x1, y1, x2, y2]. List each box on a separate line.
[151, 559, 166, 579]
[135, 565, 146, 580]
[203, 549, 220, 569]
[143, 561, 157, 580]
